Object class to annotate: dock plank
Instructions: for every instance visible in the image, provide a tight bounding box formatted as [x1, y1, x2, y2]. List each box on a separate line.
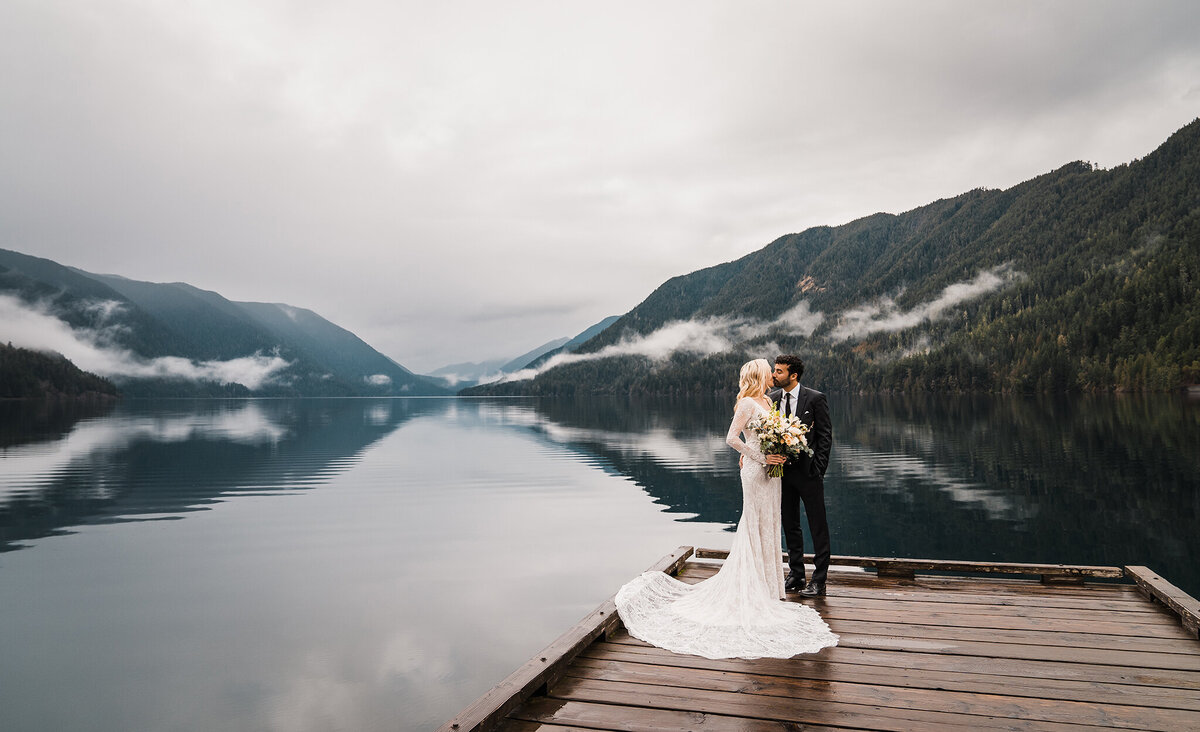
[550, 675, 1119, 731]
[581, 644, 1200, 712]
[824, 618, 1192, 653]
[496, 720, 595, 732]
[508, 697, 851, 731]
[833, 632, 1200, 671]
[607, 629, 1200, 672]
[814, 603, 1190, 636]
[564, 656, 1198, 731]
[588, 640, 1200, 691]
[782, 593, 1186, 627]
[776, 582, 1169, 613]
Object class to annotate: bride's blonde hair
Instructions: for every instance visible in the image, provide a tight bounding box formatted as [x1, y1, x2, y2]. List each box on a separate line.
[736, 358, 771, 406]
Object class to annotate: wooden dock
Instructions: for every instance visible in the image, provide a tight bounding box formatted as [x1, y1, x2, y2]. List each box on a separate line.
[441, 547, 1200, 731]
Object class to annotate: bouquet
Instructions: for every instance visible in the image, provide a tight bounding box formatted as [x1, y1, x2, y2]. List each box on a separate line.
[747, 408, 814, 478]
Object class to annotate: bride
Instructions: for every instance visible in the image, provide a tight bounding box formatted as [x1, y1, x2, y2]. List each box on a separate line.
[614, 358, 838, 659]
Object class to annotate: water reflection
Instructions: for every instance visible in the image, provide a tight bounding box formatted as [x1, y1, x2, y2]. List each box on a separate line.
[834, 444, 1023, 519]
[5, 394, 1194, 581]
[0, 398, 116, 450]
[505, 394, 1200, 596]
[0, 396, 738, 732]
[0, 399, 433, 551]
[483, 395, 745, 526]
[0, 394, 1197, 732]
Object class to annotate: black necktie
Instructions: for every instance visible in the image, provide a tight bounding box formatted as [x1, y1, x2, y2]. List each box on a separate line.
[783, 392, 792, 417]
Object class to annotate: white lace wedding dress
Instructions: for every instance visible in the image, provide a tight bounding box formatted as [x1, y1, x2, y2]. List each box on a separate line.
[614, 397, 838, 659]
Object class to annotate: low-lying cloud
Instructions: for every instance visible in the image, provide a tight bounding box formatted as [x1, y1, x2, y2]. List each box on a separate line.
[828, 264, 1020, 342]
[0, 294, 290, 389]
[495, 318, 744, 383]
[494, 265, 1020, 383]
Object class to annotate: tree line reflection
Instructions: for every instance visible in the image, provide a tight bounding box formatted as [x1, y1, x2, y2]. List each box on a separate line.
[512, 393, 1200, 596]
[0, 399, 434, 552]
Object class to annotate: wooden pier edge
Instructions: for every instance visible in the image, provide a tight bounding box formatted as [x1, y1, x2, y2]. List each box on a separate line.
[437, 545, 695, 732]
[693, 547, 1125, 581]
[1126, 565, 1200, 638]
[693, 548, 1200, 637]
[441, 549, 1200, 731]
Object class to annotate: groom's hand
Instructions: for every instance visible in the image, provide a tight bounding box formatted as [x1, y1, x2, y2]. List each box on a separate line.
[739, 455, 744, 468]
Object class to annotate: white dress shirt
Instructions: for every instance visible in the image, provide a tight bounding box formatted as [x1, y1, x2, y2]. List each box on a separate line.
[778, 384, 801, 417]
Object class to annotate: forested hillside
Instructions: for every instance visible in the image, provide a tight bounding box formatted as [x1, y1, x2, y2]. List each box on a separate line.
[0, 344, 118, 399]
[470, 118, 1200, 396]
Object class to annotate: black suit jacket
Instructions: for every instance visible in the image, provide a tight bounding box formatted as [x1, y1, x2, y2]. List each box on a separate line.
[767, 385, 832, 479]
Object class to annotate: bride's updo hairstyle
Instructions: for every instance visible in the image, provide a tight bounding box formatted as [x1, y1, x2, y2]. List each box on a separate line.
[735, 358, 771, 406]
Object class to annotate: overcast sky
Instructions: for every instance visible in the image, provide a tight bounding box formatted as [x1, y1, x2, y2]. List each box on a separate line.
[2, 1, 1198, 372]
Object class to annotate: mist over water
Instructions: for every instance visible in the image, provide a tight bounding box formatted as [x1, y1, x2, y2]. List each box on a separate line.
[0, 394, 1196, 731]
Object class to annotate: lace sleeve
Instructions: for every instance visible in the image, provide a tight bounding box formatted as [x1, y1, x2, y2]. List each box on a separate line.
[726, 399, 767, 465]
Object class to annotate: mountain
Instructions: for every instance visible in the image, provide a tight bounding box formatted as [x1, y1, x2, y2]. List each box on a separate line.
[0, 249, 449, 396]
[522, 315, 621, 370]
[469, 118, 1200, 396]
[499, 337, 571, 373]
[564, 315, 621, 350]
[220, 299, 428, 394]
[425, 358, 510, 388]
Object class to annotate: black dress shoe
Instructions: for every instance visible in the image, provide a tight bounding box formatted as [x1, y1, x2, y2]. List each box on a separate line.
[784, 575, 806, 592]
[798, 581, 826, 598]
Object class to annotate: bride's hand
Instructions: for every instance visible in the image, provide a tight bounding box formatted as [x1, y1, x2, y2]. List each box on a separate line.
[765, 454, 787, 466]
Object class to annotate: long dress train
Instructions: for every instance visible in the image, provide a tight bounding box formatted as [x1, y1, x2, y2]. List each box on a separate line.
[614, 397, 838, 660]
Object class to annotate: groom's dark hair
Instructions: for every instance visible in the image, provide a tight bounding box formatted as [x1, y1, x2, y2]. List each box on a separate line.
[775, 354, 805, 380]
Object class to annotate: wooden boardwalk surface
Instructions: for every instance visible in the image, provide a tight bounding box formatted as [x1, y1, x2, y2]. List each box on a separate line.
[442, 548, 1200, 731]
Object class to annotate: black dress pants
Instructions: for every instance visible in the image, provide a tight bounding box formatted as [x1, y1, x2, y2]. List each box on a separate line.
[782, 474, 830, 585]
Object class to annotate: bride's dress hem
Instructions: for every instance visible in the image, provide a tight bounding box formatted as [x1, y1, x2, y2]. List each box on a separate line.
[616, 570, 838, 660]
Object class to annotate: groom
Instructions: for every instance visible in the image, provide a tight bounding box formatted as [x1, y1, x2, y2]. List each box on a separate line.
[768, 354, 833, 598]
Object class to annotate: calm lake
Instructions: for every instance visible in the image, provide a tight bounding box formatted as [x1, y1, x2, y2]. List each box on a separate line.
[1, 394, 1198, 731]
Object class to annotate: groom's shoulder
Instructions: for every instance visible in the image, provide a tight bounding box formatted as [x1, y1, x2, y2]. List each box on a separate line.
[802, 385, 826, 400]
[766, 386, 782, 398]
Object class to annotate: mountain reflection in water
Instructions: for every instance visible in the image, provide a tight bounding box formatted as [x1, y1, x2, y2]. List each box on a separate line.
[0, 398, 429, 550]
[514, 393, 1200, 594]
[3, 394, 1196, 588]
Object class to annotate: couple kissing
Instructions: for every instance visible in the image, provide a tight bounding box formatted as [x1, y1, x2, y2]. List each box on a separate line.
[615, 354, 836, 661]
